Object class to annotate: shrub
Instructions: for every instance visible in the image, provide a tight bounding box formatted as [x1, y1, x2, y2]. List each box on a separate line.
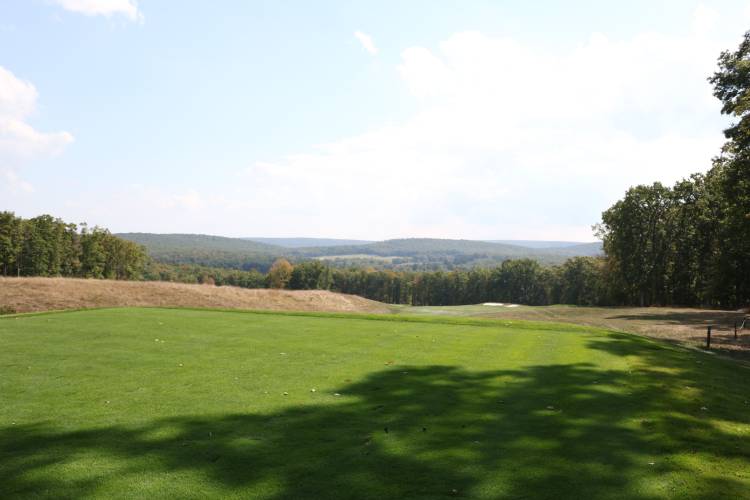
[0, 305, 17, 315]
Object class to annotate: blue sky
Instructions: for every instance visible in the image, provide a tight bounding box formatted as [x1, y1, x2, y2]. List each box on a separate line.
[1, 1, 749, 240]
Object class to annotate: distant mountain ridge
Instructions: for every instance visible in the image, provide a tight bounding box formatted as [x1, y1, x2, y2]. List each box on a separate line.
[293, 238, 602, 258]
[118, 233, 284, 252]
[295, 238, 539, 257]
[487, 240, 595, 249]
[244, 237, 374, 248]
[551, 242, 603, 257]
[116, 233, 603, 271]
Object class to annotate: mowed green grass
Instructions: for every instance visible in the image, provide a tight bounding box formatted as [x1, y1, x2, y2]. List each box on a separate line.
[1, 308, 749, 499]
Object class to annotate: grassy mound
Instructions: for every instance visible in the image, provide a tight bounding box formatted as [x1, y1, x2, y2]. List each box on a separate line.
[0, 277, 390, 314]
[1, 308, 748, 498]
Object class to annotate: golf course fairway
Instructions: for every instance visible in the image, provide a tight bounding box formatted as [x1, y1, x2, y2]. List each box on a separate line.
[1, 308, 749, 499]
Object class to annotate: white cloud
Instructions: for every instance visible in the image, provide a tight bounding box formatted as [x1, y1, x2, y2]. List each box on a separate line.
[1, 168, 34, 194]
[52, 0, 143, 22]
[0, 66, 73, 196]
[222, 14, 729, 239]
[0, 66, 38, 118]
[165, 190, 206, 211]
[398, 47, 454, 98]
[0, 118, 73, 160]
[76, 5, 739, 240]
[354, 31, 378, 55]
[693, 4, 720, 36]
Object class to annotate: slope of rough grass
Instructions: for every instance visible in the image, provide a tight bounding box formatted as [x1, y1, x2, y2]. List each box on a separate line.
[1, 308, 749, 499]
[0, 277, 390, 314]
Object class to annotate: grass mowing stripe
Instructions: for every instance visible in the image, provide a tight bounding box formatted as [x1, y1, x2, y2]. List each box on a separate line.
[1, 305, 606, 334]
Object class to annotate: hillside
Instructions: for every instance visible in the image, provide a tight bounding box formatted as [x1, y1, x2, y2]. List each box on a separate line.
[296, 238, 603, 265]
[245, 237, 373, 248]
[297, 238, 534, 257]
[117, 233, 284, 271]
[0, 277, 390, 314]
[117, 233, 604, 270]
[118, 233, 283, 253]
[545, 242, 603, 257]
[488, 239, 592, 249]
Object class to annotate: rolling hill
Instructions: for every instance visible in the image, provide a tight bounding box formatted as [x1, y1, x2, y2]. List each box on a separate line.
[117, 233, 284, 271]
[0, 277, 390, 314]
[244, 237, 373, 248]
[296, 238, 533, 256]
[116, 233, 603, 270]
[295, 238, 603, 264]
[552, 242, 603, 257]
[488, 239, 591, 249]
[119, 233, 284, 253]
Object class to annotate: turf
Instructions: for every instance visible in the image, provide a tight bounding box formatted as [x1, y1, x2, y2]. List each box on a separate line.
[393, 303, 750, 357]
[1, 308, 749, 499]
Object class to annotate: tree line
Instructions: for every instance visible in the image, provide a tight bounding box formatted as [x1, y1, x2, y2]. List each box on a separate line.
[261, 257, 609, 307]
[0, 215, 609, 307]
[0, 213, 147, 280]
[0, 211, 743, 308]
[595, 32, 750, 309]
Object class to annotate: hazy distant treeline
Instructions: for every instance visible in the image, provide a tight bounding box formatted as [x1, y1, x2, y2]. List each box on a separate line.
[120, 232, 599, 272]
[0, 213, 147, 280]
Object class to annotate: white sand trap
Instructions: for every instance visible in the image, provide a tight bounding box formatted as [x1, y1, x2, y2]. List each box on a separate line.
[506, 304, 520, 308]
[483, 302, 505, 306]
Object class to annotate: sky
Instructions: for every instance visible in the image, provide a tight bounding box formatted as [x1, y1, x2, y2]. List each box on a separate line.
[1, 0, 749, 241]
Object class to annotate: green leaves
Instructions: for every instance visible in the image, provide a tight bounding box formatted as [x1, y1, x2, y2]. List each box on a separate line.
[0, 213, 147, 280]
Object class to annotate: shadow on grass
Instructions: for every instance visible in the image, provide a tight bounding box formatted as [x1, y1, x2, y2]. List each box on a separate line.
[2, 335, 749, 499]
[608, 310, 747, 329]
[606, 310, 750, 361]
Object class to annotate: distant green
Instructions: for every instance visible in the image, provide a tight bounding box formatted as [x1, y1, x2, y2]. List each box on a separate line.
[1, 308, 748, 499]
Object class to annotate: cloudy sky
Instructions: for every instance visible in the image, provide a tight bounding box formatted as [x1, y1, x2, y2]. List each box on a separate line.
[1, 1, 748, 240]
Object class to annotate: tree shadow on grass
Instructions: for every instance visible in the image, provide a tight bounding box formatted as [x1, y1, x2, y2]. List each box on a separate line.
[2, 336, 750, 499]
[607, 310, 746, 329]
[605, 310, 750, 361]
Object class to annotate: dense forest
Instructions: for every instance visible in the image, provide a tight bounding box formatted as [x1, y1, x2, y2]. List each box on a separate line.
[118, 233, 279, 272]
[137, 257, 605, 307]
[267, 258, 608, 307]
[0, 213, 147, 280]
[2, 34, 749, 309]
[595, 32, 750, 309]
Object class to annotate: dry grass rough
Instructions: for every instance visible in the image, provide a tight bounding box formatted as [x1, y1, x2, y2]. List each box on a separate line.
[0, 277, 391, 314]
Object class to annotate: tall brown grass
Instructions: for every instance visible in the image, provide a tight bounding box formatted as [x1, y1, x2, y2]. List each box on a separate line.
[0, 277, 391, 314]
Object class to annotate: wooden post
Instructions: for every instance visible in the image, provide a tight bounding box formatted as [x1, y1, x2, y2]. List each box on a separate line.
[735, 321, 738, 340]
[706, 325, 712, 349]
